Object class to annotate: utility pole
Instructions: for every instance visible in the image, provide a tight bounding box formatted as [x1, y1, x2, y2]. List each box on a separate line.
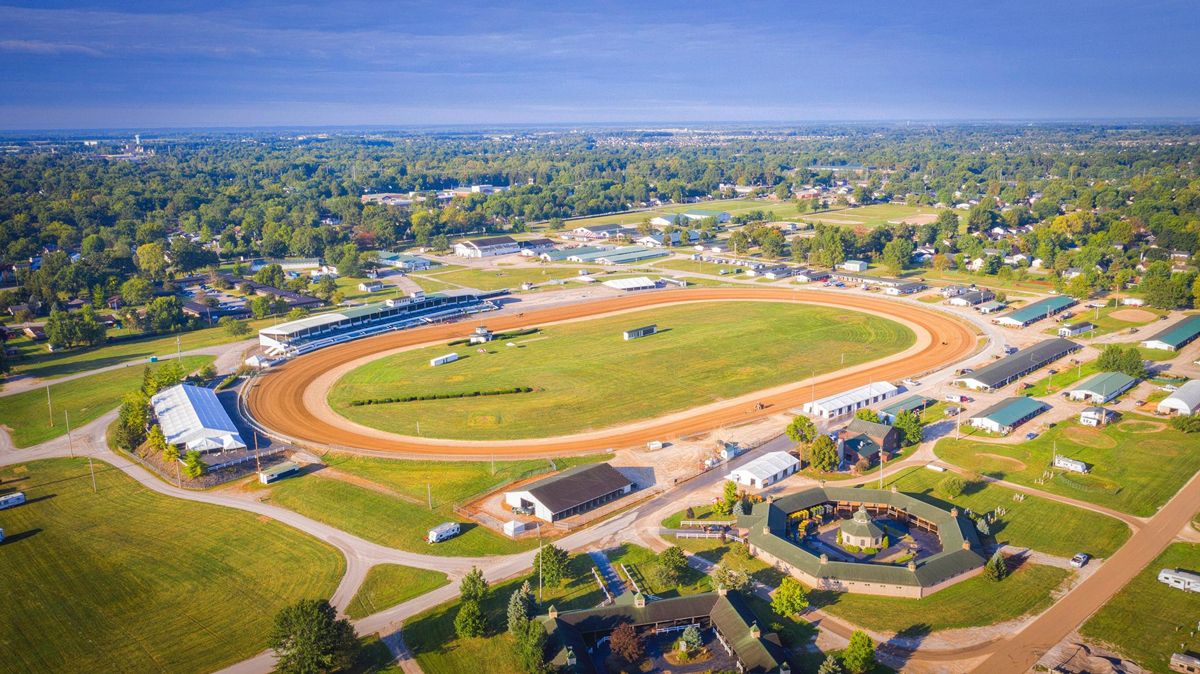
[88, 453, 97, 493]
[427, 482, 432, 510]
[65, 411, 73, 458]
[176, 335, 182, 362]
[175, 460, 182, 488]
[47, 385, 54, 427]
[538, 522, 543, 603]
[956, 405, 962, 441]
[254, 432, 261, 473]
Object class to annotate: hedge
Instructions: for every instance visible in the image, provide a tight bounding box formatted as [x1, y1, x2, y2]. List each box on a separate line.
[446, 327, 541, 347]
[350, 387, 534, 406]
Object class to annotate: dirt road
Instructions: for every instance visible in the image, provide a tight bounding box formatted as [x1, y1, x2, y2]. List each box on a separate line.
[245, 287, 978, 458]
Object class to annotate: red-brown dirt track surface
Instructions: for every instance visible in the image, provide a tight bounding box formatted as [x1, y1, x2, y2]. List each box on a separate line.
[245, 288, 977, 459]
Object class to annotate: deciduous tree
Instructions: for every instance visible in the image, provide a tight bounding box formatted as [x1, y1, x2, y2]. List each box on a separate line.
[268, 598, 359, 674]
[771, 577, 809, 616]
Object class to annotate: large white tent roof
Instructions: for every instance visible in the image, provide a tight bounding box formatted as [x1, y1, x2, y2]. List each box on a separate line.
[151, 383, 246, 452]
[728, 451, 799, 482]
[1159, 380, 1200, 416]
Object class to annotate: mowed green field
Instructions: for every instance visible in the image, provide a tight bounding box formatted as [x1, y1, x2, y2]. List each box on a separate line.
[870, 466, 1130, 558]
[1082, 544, 1200, 673]
[263, 453, 607, 556]
[346, 564, 449, 620]
[430, 265, 583, 291]
[0, 458, 344, 674]
[935, 415, 1200, 517]
[0, 355, 214, 448]
[330, 302, 915, 440]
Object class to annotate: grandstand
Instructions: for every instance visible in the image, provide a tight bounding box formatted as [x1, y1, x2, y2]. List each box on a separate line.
[258, 289, 498, 358]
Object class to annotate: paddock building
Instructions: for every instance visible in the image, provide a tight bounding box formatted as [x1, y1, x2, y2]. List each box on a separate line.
[725, 452, 800, 489]
[953, 338, 1081, 391]
[453, 236, 521, 258]
[738, 487, 986, 598]
[258, 289, 496, 357]
[504, 463, 633, 523]
[1065, 371, 1136, 404]
[1141, 315, 1200, 352]
[993, 296, 1076, 328]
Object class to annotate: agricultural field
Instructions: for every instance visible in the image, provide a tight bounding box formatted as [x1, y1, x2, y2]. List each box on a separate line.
[935, 414, 1200, 517]
[0, 355, 214, 448]
[262, 453, 605, 556]
[809, 564, 1071, 633]
[346, 564, 450, 620]
[871, 466, 1130, 558]
[330, 301, 915, 440]
[404, 554, 603, 674]
[1082, 544, 1200, 673]
[0, 458, 344, 674]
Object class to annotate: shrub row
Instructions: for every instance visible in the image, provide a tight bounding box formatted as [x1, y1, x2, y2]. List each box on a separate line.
[216, 373, 240, 390]
[445, 327, 540, 347]
[350, 387, 534, 406]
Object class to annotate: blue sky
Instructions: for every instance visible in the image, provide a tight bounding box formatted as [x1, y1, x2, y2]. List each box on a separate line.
[0, 0, 1197, 129]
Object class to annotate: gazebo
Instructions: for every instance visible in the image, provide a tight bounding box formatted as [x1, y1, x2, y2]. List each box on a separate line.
[839, 505, 884, 548]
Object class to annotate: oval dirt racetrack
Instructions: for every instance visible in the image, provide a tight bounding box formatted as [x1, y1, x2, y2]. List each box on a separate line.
[246, 287, 977, 459]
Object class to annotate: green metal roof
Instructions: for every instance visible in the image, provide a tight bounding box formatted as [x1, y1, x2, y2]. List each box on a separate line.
[1071, 371, 1136, 397]
[1003, 295, 1076, 323]
[260, 461, 298, 477]
[880, 395, 934, 417]
[1144, 315, 1200, 349]
[972, 397, 1048, 427]
[738, 487, 985, 587]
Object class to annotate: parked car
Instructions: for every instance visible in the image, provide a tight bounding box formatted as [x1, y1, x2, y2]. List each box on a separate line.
[1070, 553, 1089, 568]
[1025, 432, 1038, 441]
[1164, 385, 1179, 392]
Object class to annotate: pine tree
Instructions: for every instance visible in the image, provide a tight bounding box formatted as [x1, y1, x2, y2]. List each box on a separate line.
[842, 630, 876, 674]
[983, 551, 1008, 582]
[817, 654, 844, 674]
[454, 599, 487, 639]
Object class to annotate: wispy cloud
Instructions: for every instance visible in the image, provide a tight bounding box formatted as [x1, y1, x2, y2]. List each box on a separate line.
[0, 39, 102, 57]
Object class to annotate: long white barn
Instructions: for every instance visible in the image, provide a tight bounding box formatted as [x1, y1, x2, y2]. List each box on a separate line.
[801, 382, 900, 419]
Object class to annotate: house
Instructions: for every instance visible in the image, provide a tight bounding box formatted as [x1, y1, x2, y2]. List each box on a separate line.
[1141, 315, 1200, 352]
[954, 338, 1081, 391]
[1065, 372, 1137, 404]
[840, 260, 869, 273]
[1158, 381, 1200, 416]
[793, 268, 830, 282]
[968, 397, 1049, 435]
[23, 325, 46, 340]
[725, 452, 800, 489]
[503, 463, 633, 522]
[884, 282, 926, 295]
[357, 280, 384, 293]
[941, 285, 967, 298]
[948, 290, 996, 307]
[802, 382, 900, 419]
[759, 265, 794, 280]
[1080, 407, 1114, 427]
[837, 418, 901, 465]
[1062, 267, 1084, 279]
[453, 236, 521, 258]
[377, 252, 433, 271]
[635, 231, 700, 248]
[694, 242, 730, 254]
[1057, 322, 1095, 338]
[309, 265, 339, 280]
[150, 384, 246, 453]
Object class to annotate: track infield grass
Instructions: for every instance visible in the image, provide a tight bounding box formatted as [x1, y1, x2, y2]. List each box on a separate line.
[0, 355, 214, 448]
[262, 453, 607, 556]
[934, 414, 1200, 517]
[346, 564, 450, 620]
[1082, 543, 1200, 674]
[330, 301, 915, 441]
[869, 466, 1130, 559]
[0, 458, 343, 674]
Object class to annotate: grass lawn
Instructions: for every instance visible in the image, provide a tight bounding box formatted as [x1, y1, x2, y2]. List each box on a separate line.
[0, 458, 344, 674]
[934, 414, 1200, 517]
[868, 466, 1130, 558]
[1021, 359, 1098, 397]
[346, 565, 450, 620]
[1040, 305, 1168, 338]
[6, 319, 271, 381]
[1082, 543, 1200, 674]
[653, 258, 748, 277]
[744, 595, 894, 674]
[903, 268, 1058, 294]
[404, 554, 603, 674]
[409, 276, 460, 294]
[429, 266, 582, 292]
[1140, 347, 1181, 361]
[667, 536, 786, 588]
[607, 543, 713, 597]
[660, 504, 719, 529]
[264, 453, 606, 556]
[0, 355, 214, 448]
[331, 301, 914, 441]
[811, 564, 1071, 633]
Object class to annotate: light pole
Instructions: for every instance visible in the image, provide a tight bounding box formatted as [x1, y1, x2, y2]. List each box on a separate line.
[46, 385, 53, 427]
[65, 410, 73, 458]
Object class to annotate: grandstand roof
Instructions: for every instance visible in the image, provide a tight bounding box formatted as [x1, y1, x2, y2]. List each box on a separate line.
[150, 384, 245, 452]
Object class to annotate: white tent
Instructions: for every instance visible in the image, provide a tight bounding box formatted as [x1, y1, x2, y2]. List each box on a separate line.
[1159, 381, 1200, 416]
[725, 451, 800, 489]
[151, 383, 247, 453]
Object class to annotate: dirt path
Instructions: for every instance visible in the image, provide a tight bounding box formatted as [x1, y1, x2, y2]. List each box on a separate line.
[247, 287, 977, 459]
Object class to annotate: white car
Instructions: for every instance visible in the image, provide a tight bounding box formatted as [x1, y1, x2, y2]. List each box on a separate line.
[1070, 553, 1089, 568]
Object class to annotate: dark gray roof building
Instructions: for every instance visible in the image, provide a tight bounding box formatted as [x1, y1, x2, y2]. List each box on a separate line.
[505, 463, 633, 522]
[954, 338, 1081, 391]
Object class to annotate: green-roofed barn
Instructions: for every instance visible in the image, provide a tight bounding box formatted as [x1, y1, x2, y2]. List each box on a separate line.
[839, 505, 885, 548]
[877, 395, 935, 423]
[994, 295, 1076, 328]
[1065, 371, 1137, 404]
[737, 487, 986, 598]
[968, 397, 1049, 435]
[1141, 315, 1200, 352]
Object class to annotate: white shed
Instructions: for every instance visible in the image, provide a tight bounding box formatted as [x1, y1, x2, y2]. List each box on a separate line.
[725, 452, 800, 489]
